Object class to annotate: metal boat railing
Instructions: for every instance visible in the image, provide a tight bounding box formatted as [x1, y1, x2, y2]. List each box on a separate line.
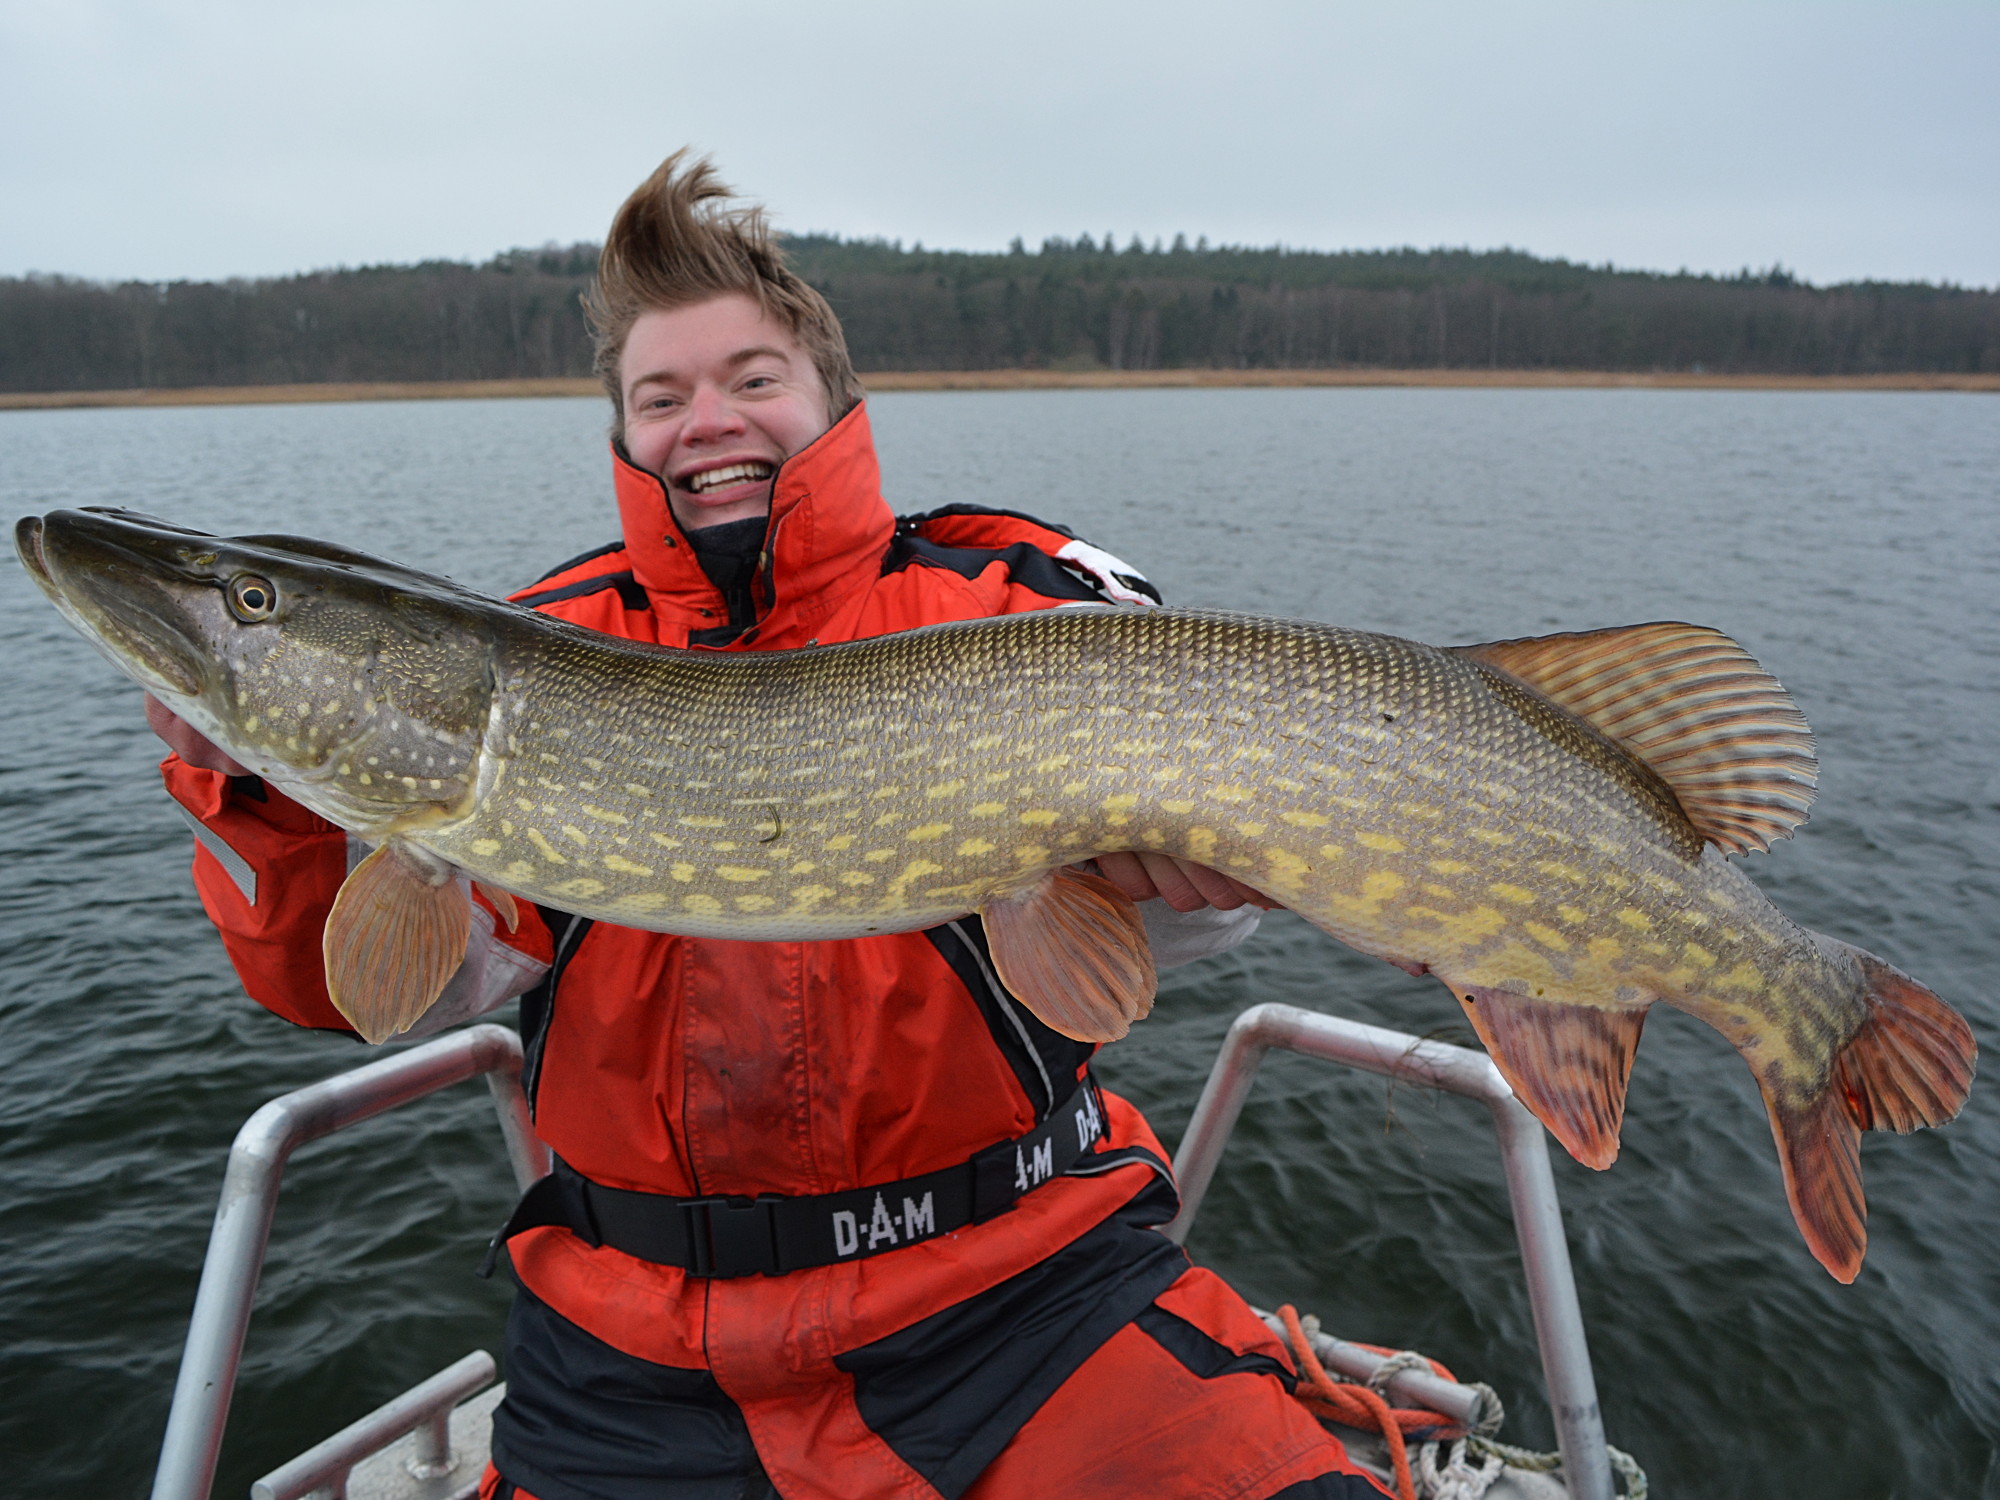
[150, 1007, 1611, 1499]
[150, 1024, 549, 1500]
[1162, 1002, 1613, 1500]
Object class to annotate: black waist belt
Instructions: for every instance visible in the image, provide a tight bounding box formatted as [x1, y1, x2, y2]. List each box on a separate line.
[482, 1077, 1107, 1280]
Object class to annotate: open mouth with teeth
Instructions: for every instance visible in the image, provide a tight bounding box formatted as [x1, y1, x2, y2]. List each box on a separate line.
[683, 461, 776, 495]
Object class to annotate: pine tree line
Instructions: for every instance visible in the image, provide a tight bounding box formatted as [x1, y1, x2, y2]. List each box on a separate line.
[3, 236, 1994, 393]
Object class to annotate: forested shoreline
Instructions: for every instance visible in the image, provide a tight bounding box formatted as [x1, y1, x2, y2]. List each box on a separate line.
[4, 235, 1996, 395]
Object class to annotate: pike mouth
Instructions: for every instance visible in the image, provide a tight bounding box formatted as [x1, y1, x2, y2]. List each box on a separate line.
[19, 510, 209, 696]
[682, 461, 775, 495]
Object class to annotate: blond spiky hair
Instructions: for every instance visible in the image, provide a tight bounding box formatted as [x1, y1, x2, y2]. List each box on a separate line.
[584, 150, 863, 437]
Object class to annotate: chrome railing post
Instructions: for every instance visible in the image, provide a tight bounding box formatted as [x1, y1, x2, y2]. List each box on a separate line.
[1163, 1003, 1615, 1500]
[151, 1024, 540, 1500]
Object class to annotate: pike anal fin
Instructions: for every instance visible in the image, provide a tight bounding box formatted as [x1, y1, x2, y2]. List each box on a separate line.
[981, 866, 1157, 1043]
[324, 839, 471, 1044]
[1766, 941, 1975, 1283]
[1455, 986, 1648, 1170]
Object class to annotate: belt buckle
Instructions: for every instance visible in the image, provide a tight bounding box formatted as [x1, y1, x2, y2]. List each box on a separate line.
[683, 1195, 779, 1279]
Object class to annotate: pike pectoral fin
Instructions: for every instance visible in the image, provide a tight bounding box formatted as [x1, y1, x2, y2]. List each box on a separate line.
[1456, 986, 1647, 1169]
[324, 839, 471, 1044]
[981, 867, 1158, 1043]
[474, 881, 520, 934]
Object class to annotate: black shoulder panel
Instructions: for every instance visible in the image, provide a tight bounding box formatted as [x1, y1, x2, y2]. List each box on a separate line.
[531, 539, 625, 584]
[881, 535, 1104, 604]
[514, 571, 650, 612]
[895, 503, 1080, 542]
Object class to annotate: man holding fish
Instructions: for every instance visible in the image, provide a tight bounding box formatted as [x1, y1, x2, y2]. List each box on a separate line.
[145, 154, 1395, 1499]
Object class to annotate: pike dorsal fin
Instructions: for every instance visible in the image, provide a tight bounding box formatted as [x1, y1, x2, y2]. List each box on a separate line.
[1454, 622, 1818, 855]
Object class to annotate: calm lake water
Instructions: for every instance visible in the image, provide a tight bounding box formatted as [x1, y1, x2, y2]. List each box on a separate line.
[2, 388, 1996, 1498]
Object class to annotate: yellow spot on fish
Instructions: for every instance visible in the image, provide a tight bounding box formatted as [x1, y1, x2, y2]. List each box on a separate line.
[680, 815, 727, 829]
[735, 894, 777, 912]
[526, 829, 567, 864]
[1361, 870, 1405, 905]
[958, 838, 996, 856]
[1524, 922, 1571, 953]
[562, 825, 590, 847]
[1683, 942, 1717, 969]
[505, 860, 536, 882]
[788, 860, 818, 875]
[684, 893, 723, 915]
[1019, 810, 1060, 826]
[358, 772, 373, 786]
[1429, 858, 1472, 875]
[554, 878, 605, 899]
[926, 780, 966, 798]
[514, 797, 537, 812]
[970, 801, 1006, 816]
[1468, 828, 1513, 846]
[865, 848, 895, 863]
[470, 838, 502, 856]
[670, 863, 697, 882]
[1209, 784, 1252, 804]
[1587, 938, 1624, 962]
[841, 871, 875, 887]
[1187, 827, 1217, 862]
[647, 833, 684, 849]
[1034, 755, 1071, 772]
[907, 822, 952, 841]
[1357, 832, 1406, 853]
[1488, 883, 1535, 906]
[790, 885, 834, 908]
[716, 866, 769, 883]
[1558, 905, 1588, 924]
[1537, 861, 1588, 884]
[1160, 799, 1196, 815]
[1280, 810, 1330, 828]
[603, 854, 654, 877]
[610, 893, 667, 914]
[826, 834, 856, 850]
[1616, 908, 1653, 931]
[1101, 794, 1139, 812]
[581, 805, 630, 825]
[1266, 849, 1312, 883]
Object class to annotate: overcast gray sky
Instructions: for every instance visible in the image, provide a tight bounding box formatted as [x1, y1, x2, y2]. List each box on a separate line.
[3, 0, 1994, 287]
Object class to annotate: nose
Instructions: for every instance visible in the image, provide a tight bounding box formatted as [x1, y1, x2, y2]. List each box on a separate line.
[680, 383, 746, 444]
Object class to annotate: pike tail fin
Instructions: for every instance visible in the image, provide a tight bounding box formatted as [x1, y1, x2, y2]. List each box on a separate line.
[1454, 986, 1648, 1169]
[1765, 943, 1974, 1282]
[981, 866, 1157, 1042]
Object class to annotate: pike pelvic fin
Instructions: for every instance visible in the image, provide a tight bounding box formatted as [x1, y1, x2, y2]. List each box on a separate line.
[324, 839, 471, 1044]
[981, 866, 1157, 1043]
[1455, 986, 1648, 1169]
[1454, 622, 1818, 855]
[1761, 940, 1973, 1282]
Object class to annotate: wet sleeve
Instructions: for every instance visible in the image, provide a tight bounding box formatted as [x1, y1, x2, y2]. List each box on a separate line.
[159, 756, 553, 1034]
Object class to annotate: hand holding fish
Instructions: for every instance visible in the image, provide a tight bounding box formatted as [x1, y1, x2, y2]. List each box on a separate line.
[17, 507, 1973, 1283]
[145, 693, 248, 776]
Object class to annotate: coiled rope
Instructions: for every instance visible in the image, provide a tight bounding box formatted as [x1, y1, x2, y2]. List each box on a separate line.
[1274, 1305, 1649, 1500]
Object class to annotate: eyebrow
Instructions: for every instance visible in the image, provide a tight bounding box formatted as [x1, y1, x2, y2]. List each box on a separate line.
[626, 345, 796, 395]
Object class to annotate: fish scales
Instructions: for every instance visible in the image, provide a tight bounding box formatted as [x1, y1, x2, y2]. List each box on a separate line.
[17, 509, 1973, 1282]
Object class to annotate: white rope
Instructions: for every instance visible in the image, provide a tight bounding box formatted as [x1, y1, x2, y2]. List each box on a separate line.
[1415, 1437, 1507, 1500]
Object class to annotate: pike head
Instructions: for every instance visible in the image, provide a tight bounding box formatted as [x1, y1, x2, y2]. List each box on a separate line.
[17, 508, 499, 842]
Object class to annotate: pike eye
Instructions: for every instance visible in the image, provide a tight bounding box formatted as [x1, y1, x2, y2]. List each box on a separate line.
[228, 575, 277, 622]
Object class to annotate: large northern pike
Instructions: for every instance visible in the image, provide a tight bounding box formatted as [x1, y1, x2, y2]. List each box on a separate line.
[16, 508, 1973, 1281]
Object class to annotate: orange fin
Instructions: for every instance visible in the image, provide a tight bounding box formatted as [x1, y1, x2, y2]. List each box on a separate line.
[474, 881, 520, 934]
[1758, 940, 1972, 1282]
[1826, 940, 1975, 1132]
[1454, 622, 1817, 855]
[324, 840, 470, 1044]
[1763, 1086, 1867, 1283]
[980, 867, 1157, 1043]
[1455, 985, 1648, 1169]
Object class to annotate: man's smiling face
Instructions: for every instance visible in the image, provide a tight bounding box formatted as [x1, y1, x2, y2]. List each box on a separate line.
[618, 294, 834, 532]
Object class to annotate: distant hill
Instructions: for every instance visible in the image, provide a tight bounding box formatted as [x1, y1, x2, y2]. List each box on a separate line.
[3, 236, 1994, 394]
